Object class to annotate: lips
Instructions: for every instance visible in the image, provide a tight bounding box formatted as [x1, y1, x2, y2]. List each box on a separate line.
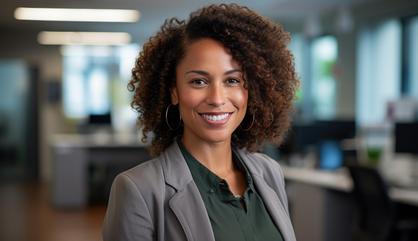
[199, 112, 233, 125]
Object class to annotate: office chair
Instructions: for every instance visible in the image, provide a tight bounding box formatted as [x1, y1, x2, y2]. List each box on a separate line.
[348, 165, 418, 241]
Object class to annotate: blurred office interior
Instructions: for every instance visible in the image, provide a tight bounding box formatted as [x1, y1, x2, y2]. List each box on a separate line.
[1, 0, 418, 240]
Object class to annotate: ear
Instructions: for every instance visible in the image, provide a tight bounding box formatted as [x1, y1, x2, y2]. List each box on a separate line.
[170, 87, 179, 105]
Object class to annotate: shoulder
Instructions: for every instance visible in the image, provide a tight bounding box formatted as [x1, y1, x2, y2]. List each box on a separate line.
[115, 156, 166, 195]
[239, 150, 285, 180]
[239, 150, 287, 196]
[239, 150, 290, 211]
[105, 156, 168, 226]
[103, 157, 165, 241]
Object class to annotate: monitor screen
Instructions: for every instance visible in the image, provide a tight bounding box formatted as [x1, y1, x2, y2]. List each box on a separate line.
[319, 141, 343, 170]
[280, 119, 356, 154]
[88, 113, 112, 125]
[394, 122, 418, 154]
[315, 120, 356, 140]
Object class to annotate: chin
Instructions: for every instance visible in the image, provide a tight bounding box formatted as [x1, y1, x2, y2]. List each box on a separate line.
[198, 130, 233, 144]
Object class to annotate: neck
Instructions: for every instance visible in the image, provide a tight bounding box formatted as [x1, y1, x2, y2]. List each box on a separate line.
[181, 136, 234, 176]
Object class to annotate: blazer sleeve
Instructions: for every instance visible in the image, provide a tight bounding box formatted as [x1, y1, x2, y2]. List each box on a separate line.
[102, 173, 155, 241]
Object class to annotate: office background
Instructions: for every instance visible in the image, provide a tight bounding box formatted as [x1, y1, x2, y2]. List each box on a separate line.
[1, 0, 418, 241]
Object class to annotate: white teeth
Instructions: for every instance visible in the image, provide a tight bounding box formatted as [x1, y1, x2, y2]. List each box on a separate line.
[202, 113, 229, 121]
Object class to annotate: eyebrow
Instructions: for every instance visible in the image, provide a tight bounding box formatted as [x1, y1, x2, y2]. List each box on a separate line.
[185, 69, 242, 76]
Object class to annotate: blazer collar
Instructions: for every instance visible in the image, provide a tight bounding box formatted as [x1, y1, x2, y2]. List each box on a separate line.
[161, 142, 216, 241]
[237, 149, 296, 241]
[160, 142, 295, 241]
[161, 142, 193, 191]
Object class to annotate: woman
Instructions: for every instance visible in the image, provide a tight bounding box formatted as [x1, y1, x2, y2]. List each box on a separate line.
[103, 4, 299, 241]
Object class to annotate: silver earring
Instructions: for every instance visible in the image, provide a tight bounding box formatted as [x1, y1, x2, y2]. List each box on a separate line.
[165, 104, 181, 130]
[240, 113, 255, 131]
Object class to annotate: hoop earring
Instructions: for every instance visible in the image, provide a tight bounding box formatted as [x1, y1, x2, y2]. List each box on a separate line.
[165, 104, 182, 131]
[240, 113, 255, 131]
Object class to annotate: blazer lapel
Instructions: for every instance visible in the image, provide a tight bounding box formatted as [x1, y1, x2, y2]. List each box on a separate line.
[169, 182, 215, 241]
[238, 150, 296, 241]
[252, 175, 296, 241]
[162, 143, 215, 241]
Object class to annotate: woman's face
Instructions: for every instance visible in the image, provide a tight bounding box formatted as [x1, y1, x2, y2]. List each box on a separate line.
[172, 38, 248, 146]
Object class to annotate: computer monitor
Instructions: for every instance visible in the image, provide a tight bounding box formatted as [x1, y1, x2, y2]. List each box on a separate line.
[281, 120, 356, 153]
[279, 120, 356, 168]
[315, 120, 356, 141]
[88, 113, 112, 125]
[278, 124, 319, 154]
[394, 122, 418, 154]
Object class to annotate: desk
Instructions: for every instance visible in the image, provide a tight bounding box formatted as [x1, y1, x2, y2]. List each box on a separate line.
[51, 134, 150, 208]
[282, 165, 418, 241]
[282, 166, 418, 206]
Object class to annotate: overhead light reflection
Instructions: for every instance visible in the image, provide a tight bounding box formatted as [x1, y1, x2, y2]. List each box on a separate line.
[15, 7, 140, 22]
[38, 31, 132, 45]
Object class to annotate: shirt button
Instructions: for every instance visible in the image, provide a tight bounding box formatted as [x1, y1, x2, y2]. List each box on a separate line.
[209, 189, 215, 193]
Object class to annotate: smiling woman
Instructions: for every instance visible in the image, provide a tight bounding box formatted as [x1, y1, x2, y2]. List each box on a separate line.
[103, 3, 299, 241]
[172, 38, 248, 149]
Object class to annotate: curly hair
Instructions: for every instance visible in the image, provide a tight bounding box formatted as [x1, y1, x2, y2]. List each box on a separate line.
[128, 3, 299, 156]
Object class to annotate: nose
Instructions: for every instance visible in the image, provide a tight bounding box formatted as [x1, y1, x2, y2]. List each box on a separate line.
[206, 82, 226, 107]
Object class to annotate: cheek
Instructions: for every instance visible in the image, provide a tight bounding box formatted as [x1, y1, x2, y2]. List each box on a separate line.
[178, 90, 201, 113]
[233, 88, 248, 110]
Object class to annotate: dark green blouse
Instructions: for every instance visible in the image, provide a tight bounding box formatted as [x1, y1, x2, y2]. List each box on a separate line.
[178, 141, 284, 241]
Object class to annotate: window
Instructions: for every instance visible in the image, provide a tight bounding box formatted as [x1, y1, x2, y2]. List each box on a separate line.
[289, 33, 306, 102]
[62, 45, 139, 131]
[406, 16, 418, 98]
[289, 33, 313, 120]
[288, 34, 338, 121]
[310, 35, 338, 120]
[356, 19, 401, 125]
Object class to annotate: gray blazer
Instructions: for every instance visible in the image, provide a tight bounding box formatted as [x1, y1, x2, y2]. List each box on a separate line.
[102, 142, 296, 241]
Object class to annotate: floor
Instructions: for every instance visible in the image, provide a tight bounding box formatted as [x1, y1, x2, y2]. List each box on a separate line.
[0, 182, 106, 241]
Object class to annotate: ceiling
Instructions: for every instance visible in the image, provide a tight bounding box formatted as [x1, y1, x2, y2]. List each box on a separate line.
[1, 0, 378, 43]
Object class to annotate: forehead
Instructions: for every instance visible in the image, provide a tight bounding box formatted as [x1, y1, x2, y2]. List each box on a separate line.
[178, 38, 241, 71]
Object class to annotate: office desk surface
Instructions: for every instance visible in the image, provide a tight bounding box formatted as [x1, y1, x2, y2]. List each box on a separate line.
[282, 165, 418, 206]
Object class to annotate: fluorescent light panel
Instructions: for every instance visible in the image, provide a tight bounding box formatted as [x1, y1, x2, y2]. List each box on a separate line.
[38, 31, 131, 45]
[15, 7, 140, 22]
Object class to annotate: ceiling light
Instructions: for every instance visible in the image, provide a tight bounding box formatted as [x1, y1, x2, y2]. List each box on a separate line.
[15, 7, 140, 22]
[38, 31, 132, 45]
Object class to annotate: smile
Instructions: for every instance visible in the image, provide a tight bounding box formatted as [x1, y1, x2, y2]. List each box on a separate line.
[199, 112, 232, 124]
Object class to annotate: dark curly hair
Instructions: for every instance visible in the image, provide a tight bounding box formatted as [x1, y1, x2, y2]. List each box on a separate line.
[128, 4, 299, 156]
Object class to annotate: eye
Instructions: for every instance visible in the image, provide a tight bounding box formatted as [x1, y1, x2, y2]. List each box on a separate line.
[225, 78, 241, 86]
[189, 78, 207, 88]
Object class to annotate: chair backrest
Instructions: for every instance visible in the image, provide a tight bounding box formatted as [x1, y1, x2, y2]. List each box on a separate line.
[348, 165, 395, 240]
